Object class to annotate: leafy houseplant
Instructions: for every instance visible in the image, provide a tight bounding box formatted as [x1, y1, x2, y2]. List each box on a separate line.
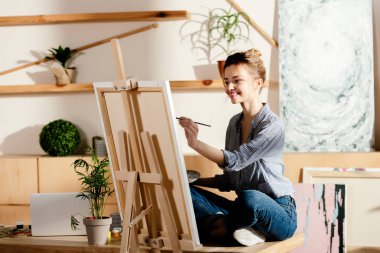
[208, 8, 250, 78]
[45, 45, 81, 86]
[208, 8, 250, 56]
[179, 7, 249, 79]
[180, 7, 249, 64]
[46, 45, 79, 69]
[71, 147, 114, 245]
[39, 119, 81, 156]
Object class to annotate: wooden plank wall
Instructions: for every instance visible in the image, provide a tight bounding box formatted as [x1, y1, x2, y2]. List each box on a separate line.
[0, 156, 118, 225]
[2, 152, 380, 225]
[184, 152, 380, 200]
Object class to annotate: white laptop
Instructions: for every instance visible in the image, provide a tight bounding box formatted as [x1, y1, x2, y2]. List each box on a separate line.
[30, 192, 91, 236]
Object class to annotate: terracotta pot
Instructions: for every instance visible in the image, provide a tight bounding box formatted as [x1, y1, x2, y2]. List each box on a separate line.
[217, 60, 225, 79]
[83, 217, 112, 245]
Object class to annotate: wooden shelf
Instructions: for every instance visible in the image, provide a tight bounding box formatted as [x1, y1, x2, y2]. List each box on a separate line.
[0, 11, 190, 26]
[0, 80, 272, 95]
[170, 80, 224, 90]
[0, 80, 226, 95]
[0, 84, 93, 94]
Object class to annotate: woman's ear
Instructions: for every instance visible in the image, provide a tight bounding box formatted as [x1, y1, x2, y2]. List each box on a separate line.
[254, 78, 264, 90]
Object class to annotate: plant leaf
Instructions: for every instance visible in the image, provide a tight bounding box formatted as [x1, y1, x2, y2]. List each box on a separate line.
[70, 215, 80, 231]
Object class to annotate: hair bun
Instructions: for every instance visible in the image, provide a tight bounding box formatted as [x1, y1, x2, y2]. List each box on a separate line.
[246, 48, 262, 58]
[224, 48, 266, 82]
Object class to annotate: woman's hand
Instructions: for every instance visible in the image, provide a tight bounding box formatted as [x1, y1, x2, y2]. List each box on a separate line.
[178, 117, 199, 149]
[178, 117, 225, 166]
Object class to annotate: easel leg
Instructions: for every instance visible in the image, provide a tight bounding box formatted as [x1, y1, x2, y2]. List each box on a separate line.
[120, 171, 138, 253]
[156, 185, 182, 252]
[140, 131, 182, 253]
[130, 223, 140, 253]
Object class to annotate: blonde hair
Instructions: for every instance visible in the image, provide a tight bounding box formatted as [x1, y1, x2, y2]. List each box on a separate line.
[224, 48, 266, 82]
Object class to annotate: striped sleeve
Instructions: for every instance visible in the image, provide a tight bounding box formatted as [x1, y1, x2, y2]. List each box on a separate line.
[222, 120, 284, 172]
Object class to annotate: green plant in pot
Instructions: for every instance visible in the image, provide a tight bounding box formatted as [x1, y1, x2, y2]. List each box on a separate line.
[39, 119, 81, 156]
[45, 45, 81, 86]
[71, 146, 114, 245]
[208, 7, 250, 77]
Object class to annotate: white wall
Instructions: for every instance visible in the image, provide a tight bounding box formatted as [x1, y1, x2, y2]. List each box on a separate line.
[0, 0, 379, 155]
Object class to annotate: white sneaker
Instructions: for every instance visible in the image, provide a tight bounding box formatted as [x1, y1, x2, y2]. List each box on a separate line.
[233, 227, 266, 246]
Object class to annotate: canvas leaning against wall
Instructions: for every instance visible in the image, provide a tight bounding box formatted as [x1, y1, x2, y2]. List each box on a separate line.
[279, 0, 374, 152]
[292, 183, 346, 253]
[303, 167, 380, 248]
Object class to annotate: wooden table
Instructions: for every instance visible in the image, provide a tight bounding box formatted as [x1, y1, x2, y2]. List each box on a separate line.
[0, 233, 304, 253]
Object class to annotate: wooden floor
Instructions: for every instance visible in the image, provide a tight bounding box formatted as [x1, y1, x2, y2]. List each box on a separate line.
[0, 233, 304, 253]
[348, 246, 380, 253]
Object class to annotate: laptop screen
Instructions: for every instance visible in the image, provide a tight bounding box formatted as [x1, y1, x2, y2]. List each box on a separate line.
[30, 192, 91, 236]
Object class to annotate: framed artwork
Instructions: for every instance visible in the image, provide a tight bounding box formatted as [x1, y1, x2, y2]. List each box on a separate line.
[279, 0, 374, 152]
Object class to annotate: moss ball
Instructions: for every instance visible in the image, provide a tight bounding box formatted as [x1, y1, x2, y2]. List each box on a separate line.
[39, 119, 81, 156]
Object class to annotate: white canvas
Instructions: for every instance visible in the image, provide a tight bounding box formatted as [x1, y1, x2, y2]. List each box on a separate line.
[93, 81, 200, 247]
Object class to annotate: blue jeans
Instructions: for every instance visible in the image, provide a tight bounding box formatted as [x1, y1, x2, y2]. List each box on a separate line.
[190, 186, 297, 243]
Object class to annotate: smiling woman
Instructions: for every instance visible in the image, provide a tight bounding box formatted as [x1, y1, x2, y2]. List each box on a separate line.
[178, 49, 297, 246]
[223, 50, 266, 106]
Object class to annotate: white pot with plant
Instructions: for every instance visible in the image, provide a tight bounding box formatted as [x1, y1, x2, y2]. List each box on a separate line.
[45, 45, 81, 86]
[71, 147, 114, 245]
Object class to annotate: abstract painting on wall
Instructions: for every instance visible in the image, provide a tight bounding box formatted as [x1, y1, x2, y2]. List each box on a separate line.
[279, 0, 374, 152]
[292, 183, 346, 253]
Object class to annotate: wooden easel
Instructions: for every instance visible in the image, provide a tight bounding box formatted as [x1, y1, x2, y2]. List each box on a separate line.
[116, 130, 182, 253]
[103, 38, 183, 253]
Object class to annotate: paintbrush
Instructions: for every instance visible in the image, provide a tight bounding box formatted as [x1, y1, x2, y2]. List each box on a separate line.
[176, 117, 211, 127]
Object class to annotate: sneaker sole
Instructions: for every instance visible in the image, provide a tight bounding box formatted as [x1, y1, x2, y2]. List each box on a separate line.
[233, 227, 266, 246]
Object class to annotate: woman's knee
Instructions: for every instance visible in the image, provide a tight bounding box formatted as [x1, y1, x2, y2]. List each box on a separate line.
[235, 190, 267, 220]
[271, 222, 297, 241]
[238, 190, 267, 209]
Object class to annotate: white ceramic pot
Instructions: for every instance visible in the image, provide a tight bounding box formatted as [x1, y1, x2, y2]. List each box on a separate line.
[83, 217, 112, 245]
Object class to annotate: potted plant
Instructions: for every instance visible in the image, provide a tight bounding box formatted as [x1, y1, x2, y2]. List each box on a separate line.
[45, 45, 81, 86]
[70, 147, 114, 245]
[208, 7, 250, 77]
[179, 7, 249, 79]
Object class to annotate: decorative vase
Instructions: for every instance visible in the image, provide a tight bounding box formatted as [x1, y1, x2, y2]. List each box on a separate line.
[92, 136, 107, 157]
[52, 67, 76, 87]
[83, 217, 112, 245]
[217, 60, 225, 79]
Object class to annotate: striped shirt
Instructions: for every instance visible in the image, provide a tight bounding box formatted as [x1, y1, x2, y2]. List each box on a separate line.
[215, 104, 294, 198]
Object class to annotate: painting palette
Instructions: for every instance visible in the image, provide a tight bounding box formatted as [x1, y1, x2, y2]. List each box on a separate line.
[187, 170, 200, 183]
